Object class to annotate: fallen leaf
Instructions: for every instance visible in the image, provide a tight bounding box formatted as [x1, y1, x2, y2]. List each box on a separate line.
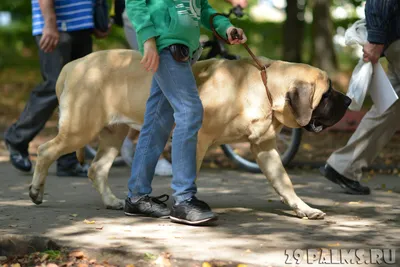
[393, 169, 399, 174]
[143, 253, 156, 261]
[11, 264, 20, 267]
[237, 264, 248, 267]
[61, 261, 74, 267]
[69, 214, 78, 218]
[96, 226, 104, 230]
[328, 242, 341, 247]
[155, 252, 171, 266]
[77, 264, 88, 267]
[202, 262, 212, 267]
[69, 251, 85, 259]
[209, 162, 218, 169]
[302, 143, 313, 151]
[267, 199, 273, 203]
[47, 264, 59, 267]
[41, 254, 49, 262]
[125, 265, 135, 267]
[381, 184, 386, 189]
[83, 219, 96, 224]
[245, 249, 252, 253]
[257, 218, 263, 221]
[89, 259, 97, 264]
[348, 201, 361, 205]
[388, 190, 393, 193]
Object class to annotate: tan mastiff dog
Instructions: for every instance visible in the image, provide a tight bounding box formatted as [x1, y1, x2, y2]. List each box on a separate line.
[29, 49, 351, 219]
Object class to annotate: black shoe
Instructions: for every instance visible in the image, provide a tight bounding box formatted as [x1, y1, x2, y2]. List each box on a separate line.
[124, 194, 170, 218]
[170, 196, 218, 226]
[320, 164, 370, 195]
[5, 141, 32, 173]
[57, 163, 89, 177]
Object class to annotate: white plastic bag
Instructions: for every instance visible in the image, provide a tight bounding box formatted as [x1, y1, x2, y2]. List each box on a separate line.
[344, 20, 398, 113]
[345, 19, 373, 111]
[345, 19, 368, 47]
[347, 59, 373, 111]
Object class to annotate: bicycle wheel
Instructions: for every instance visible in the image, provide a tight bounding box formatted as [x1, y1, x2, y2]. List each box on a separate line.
[220, 127, 302, 173]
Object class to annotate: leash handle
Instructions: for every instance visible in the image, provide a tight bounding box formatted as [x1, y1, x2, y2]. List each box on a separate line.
[230, 29, 241, 40]
[209, 13, 268, 72]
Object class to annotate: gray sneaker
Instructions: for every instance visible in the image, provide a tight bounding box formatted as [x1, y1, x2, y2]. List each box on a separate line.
[170, 197, 218, 226]
[124, 194, 170, 218]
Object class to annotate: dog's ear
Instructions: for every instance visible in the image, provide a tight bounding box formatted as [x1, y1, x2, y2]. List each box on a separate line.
[286, 81, 314, 127]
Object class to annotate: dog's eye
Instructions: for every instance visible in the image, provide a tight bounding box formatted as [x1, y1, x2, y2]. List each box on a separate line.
[322, 80, 332, 99]
[322, 89, 331, 99]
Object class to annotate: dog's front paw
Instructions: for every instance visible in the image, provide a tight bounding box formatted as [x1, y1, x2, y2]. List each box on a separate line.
[29, 184, 44, 205]
[294, 206, 325, 220]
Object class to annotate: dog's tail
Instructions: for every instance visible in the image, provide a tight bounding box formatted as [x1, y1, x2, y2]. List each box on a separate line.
[76, 147, 85, 165]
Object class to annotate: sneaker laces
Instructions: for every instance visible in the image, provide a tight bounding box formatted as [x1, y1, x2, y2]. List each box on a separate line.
[183, 196, 210, 211]
[148, 194, 169, 206]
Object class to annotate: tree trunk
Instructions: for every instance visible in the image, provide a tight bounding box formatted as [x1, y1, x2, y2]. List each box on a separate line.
[283, 0, 307, 63]
[311, 0, 337, 74]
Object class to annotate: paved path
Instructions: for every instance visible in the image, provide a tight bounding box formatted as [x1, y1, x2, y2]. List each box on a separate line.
[0, 162, 399, 266]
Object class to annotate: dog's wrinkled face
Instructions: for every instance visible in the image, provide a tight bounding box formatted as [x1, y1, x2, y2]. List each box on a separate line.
[286, 78, 351, 133]
[304, 80, 351, 133]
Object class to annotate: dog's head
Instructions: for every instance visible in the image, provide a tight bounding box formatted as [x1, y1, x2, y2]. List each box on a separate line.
[285, 76, 351, 133]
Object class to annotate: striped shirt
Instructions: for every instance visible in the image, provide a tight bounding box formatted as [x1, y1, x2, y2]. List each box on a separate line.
[32, 0, 94, 36]
[365, 0, 400, 46]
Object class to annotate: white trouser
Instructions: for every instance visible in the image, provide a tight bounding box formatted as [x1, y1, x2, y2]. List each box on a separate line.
[327, 39, 400, 181]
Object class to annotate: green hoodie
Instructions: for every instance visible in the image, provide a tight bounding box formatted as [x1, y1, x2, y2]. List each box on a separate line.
[125, 0, 233, 55]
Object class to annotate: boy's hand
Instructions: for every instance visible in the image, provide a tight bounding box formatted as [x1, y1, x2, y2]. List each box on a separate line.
[142, 38, 159, 72]
[226, 27, 247, 45]
[224, 0, 248, 8]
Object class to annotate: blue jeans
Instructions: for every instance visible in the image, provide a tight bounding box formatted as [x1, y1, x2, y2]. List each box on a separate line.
[127, 49, 204, 203]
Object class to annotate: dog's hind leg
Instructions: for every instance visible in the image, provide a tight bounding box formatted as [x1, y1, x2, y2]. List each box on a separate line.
[29, 131, 96, 205]
[251, 140, 326, 220]
[88, 124, 129, 210]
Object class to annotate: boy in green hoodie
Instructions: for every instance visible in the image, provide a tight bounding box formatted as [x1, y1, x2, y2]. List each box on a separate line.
[124, 0, 247, 225]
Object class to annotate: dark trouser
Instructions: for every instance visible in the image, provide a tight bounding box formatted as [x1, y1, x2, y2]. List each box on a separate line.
[4, 29, 93, 169]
